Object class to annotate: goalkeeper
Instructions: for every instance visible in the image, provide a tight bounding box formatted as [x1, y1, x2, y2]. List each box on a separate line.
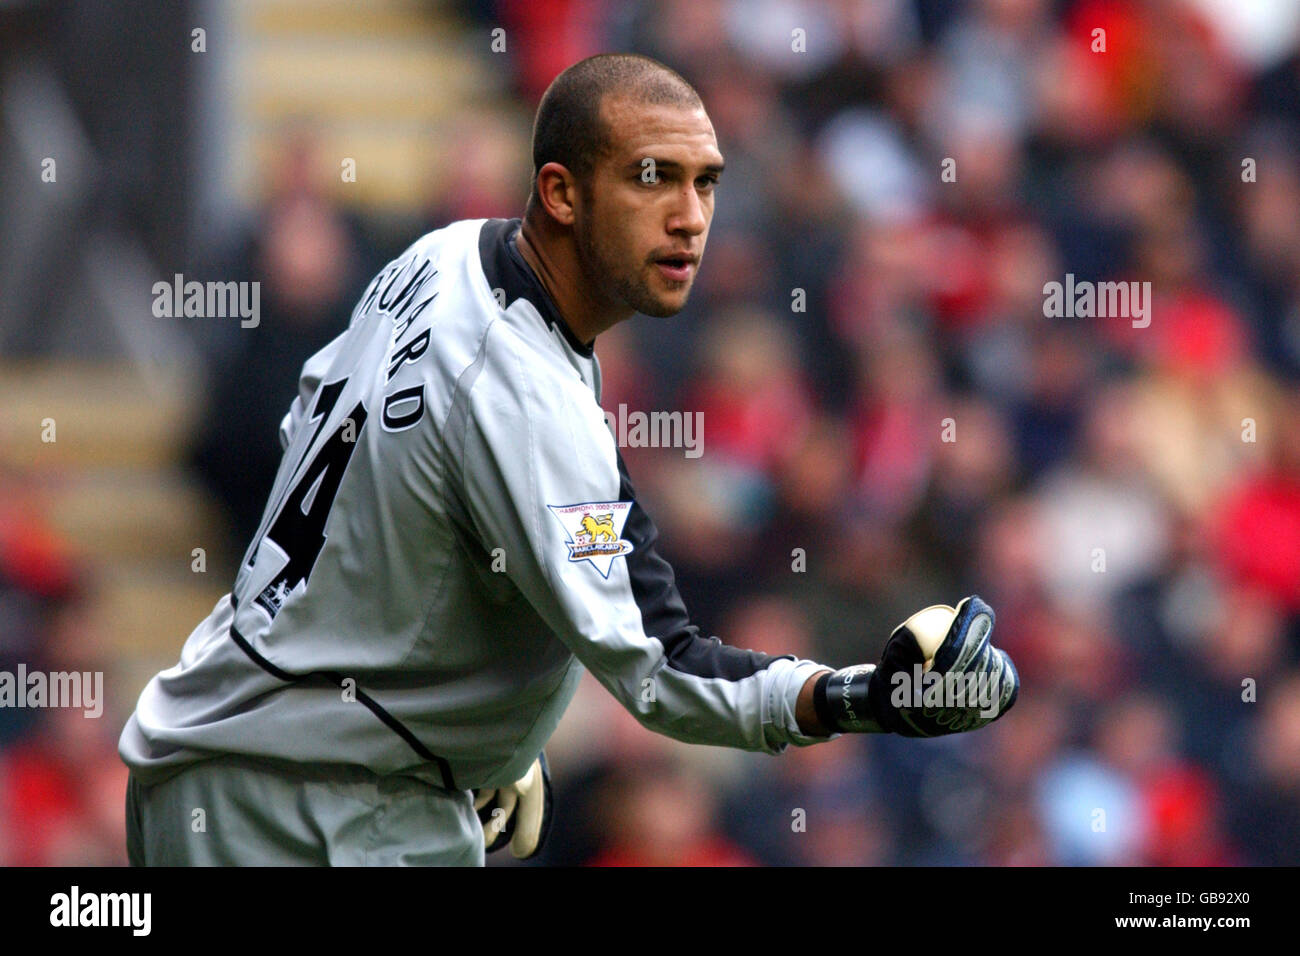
[119, 53, 1017, 866]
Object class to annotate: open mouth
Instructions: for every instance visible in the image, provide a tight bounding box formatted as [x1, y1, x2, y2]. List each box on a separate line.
[654, 255, 695, 282]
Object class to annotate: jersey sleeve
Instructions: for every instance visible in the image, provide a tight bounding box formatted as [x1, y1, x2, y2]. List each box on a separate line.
[455, 324, 834, 754]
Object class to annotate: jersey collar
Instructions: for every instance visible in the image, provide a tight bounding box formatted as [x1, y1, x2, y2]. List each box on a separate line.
[478, 217, 596, 359]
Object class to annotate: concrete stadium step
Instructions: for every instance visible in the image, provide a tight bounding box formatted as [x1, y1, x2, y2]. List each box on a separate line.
[42, 467, 229, 565]
[245, 0, 456, 39]
[232, 0, 497, 212]
[93, 562, 227, 659]
[0, 362, 195, 470]
[243, 122, 461, 209]
[242, 39, 485, 120]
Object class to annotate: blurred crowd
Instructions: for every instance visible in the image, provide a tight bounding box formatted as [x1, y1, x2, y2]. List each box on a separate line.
[0, 469, 125, 865]
[5, 0, 1300, 866]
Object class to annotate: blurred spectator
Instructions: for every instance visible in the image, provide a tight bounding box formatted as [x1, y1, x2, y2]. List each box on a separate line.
[587, 758, 758, 866]
[189, 130, 378, 552]
[1226, 671, 1300, 865]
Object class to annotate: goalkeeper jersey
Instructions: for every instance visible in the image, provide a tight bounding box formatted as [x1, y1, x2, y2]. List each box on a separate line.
[119, 217, 830, 791]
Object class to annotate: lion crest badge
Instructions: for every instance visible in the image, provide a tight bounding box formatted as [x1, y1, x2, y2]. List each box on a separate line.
[547, 500, 635, 577]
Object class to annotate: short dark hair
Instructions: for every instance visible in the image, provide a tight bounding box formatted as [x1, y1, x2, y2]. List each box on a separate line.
[525, 53, 703, 216]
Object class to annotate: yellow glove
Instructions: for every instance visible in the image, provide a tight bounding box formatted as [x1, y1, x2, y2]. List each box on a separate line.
[472, 754, 553, 859]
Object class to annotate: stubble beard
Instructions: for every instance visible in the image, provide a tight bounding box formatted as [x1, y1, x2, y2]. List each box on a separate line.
[575, 193, 689, 320]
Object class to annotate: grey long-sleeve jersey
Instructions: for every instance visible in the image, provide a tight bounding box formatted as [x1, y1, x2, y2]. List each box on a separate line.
[119, 217, 833, 792]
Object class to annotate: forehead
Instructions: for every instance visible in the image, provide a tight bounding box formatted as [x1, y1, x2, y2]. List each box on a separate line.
[597, 96, 722, 167]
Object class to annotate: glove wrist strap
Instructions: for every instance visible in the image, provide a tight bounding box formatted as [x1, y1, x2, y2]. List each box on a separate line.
[817, 666, 883, 734]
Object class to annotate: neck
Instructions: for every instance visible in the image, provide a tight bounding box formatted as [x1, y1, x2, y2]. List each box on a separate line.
[513, 213, 631, 347]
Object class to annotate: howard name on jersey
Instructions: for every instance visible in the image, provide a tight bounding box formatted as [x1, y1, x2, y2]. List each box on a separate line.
[119, 218, 829, 793]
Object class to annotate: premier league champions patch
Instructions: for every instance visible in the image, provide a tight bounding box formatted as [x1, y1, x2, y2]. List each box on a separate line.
[546, 501, 635, 577]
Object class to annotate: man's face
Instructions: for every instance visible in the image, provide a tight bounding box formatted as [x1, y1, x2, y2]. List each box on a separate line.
[572, 96, 723, 318]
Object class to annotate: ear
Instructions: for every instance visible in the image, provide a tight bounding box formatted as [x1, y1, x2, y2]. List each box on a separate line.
[534, 161, 578, 227]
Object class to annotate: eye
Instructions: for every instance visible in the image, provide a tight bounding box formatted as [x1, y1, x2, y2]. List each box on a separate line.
[697, 174, 720, 190]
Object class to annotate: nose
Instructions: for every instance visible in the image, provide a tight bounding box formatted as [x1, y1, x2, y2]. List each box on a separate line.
[668, 182, 708, 237]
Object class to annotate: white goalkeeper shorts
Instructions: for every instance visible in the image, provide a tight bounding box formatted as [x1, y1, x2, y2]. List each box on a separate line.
[125, 754, 485, 866]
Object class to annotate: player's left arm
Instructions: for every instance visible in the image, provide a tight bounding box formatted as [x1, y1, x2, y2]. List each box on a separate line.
[456, 324, 1019, 753]
[456, 325, 828, 755]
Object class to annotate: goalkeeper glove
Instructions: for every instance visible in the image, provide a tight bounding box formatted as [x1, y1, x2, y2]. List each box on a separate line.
[813, 595, 1019, 737]
[473, 753, 553, 859]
